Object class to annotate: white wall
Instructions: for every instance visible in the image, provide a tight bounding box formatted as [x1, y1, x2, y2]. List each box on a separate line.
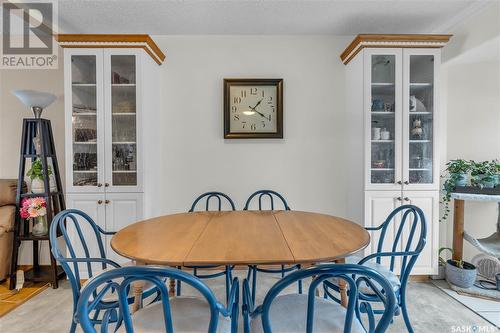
[143, 35, 352, 217]
[441, 1, 500, 262]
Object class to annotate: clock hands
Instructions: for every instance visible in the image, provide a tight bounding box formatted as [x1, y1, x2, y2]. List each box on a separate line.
[248, 99, 268, 120]
[252, 99, 263, 109]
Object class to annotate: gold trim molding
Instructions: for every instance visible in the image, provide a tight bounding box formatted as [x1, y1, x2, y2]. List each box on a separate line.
[341, 34, 452, 65]
[56, 34, 165, 65]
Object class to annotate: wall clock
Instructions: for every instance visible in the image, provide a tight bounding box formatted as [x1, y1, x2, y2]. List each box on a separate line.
[224, 78, 283, 139]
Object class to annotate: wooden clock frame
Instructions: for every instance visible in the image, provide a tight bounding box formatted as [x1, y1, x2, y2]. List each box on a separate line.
[223, 78, 283, 139]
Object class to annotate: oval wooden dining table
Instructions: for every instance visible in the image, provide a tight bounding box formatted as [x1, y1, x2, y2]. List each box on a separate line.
[111, 210, 370, 310]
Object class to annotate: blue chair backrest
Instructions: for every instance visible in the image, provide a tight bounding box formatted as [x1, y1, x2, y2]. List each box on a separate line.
[370, 204, 427, 282]
[252, 264, 397, 333]
[50, 209, 117, 299]
[243, 190, 290, 211]
[76, 266, 238, 333]
[189, 191, 236, 212]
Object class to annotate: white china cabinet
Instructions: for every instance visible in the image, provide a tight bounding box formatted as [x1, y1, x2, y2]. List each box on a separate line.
[343, 35, 451, 275]
[60, 35, 164, 271]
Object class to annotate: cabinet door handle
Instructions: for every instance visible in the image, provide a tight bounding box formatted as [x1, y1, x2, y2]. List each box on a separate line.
[97, 200, 103, 204]
[396, 197, 402, 201]
[404, 197, 410, 202]
[97, 183, 103, 187]
[105, 183, 110, 187]
[105, 200, 110, 204]
[404, 181, 409, 185]
[396, 181, 402, 185]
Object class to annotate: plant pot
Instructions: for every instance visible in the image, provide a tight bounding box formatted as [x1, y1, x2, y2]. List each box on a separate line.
[445, 259, 477, 288]
[453, 173, 468, 187]
[481, 176, 496, 188]
[30, 178, 45, 193]
[32, 215, 48, 237]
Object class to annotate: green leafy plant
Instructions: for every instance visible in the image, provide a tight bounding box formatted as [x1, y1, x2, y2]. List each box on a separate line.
[26, 159, 52, 180]
[440, 159, 470, 221]
[438, 247, 453, 266]
[470, 160, 496, 185]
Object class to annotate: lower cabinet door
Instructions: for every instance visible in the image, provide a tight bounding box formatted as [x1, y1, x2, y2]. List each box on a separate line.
[66, 193, 106, 278]
[104, 192, 144, 265]
[402, 190, 439, 275]
[364, 191, 402, 270]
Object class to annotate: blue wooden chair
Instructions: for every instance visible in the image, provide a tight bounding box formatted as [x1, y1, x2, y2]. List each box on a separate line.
[244, 190, 301, 303]
[243, 263, 397, 333]
[177, 191, 236, 303]
[76, 266, 239, 333]
[50, 209, 158, 333]
[323, 205, 426, 333]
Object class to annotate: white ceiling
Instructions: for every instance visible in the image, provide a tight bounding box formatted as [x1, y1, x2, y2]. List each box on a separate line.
[57, 0, 486, 35]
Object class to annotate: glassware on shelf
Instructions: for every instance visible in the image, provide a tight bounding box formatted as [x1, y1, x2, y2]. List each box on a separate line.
[370, 54, 396, 184]
[112, 86, 136, 114]
[407, 54, 434, 184]
[71, 55, 98, 187]
[111, 55, 136, 84]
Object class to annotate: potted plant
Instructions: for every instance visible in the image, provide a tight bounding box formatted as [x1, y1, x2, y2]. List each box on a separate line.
[441, 159, 470, 221]
[492, 160, 500, 186]
[470, 160, 496, 188]
[26, 159, 55, 193]
[446, 258, 477, 288]
[433, 247, 453, 280]
[20, 197, 48, 236]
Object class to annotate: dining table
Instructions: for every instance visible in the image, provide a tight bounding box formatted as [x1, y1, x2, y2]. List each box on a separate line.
[111, 210, 370, 310]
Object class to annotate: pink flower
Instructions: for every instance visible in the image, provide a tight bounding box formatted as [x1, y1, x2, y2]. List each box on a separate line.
[20, 208, 29, 219]
[22, 198, 30, 208]
[28, 207, 39, 218]
[31, 197, 46, 207]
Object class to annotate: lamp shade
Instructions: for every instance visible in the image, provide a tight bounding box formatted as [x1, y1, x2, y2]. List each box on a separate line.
[12, 90, 56, 109]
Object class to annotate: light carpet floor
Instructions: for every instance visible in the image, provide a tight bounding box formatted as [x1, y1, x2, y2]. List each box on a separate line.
[0, 270, 497, 333]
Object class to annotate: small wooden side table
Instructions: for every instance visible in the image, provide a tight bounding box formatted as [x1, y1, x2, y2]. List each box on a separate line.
[451, 192, 500, 261]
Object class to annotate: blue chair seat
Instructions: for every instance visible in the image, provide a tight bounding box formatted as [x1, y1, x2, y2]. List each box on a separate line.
[326, 256, 401, 295]
[80, 261, 157, 302]
[116, 297, 232, 333]
[249, 294, 366, 333]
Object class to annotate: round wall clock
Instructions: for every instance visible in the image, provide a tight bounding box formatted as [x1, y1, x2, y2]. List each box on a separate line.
[224, 78, 283, 139]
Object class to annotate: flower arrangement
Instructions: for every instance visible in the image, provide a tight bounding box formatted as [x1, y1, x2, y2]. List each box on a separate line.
[20, 197, 47, 220]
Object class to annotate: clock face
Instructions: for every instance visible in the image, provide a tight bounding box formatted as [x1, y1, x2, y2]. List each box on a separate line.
[229, 85, 277, 133]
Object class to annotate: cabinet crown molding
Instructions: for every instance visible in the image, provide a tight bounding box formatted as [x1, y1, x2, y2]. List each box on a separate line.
[340, 34, 452, 65]
[56, 34, 165, 65]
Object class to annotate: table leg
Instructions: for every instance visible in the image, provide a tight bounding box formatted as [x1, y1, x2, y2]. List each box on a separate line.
[452, 199, 464, 261]
[169, 277, 176, 297]
[132, 260, 145, 313]
[335, 258, 348, 307]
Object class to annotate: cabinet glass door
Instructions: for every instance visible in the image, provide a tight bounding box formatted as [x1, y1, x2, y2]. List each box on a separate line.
[405, 53, 435, 186]
[71, 54, 100, 188]
[108, 54, 138, 188]
[369, 53, 400, 186]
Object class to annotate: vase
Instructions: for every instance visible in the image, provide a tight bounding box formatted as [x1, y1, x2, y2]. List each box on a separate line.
[32, 215, 48, 237]
[480, 175, 496, 188]
[453, 173, 468, 187]
[445, 259, 476, 288]
[31, 178, 45, 193]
